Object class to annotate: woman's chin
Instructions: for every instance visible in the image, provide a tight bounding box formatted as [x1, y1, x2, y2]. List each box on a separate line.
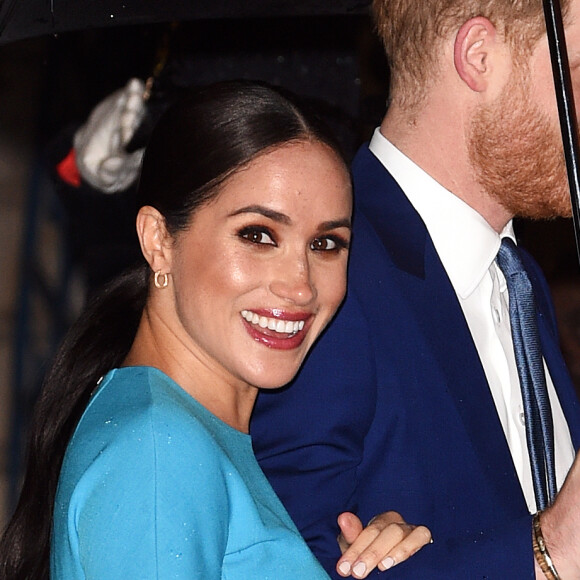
[251, 370, 301, 391]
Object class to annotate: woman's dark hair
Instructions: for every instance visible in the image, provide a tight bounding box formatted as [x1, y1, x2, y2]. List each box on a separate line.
[138, 80, 346, 234]
[0, 79, 347, 579]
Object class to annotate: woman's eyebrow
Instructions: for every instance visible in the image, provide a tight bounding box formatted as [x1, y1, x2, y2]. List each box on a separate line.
[319, 218, 352, 231]
[229, 206, 351, 231]
[229, 205, 291, 224]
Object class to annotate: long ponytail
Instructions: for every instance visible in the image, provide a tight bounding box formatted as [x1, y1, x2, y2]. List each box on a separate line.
[0, 264, 148, 579]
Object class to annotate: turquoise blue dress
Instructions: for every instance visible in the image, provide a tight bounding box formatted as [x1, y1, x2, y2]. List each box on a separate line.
[51, 366, 330, 579]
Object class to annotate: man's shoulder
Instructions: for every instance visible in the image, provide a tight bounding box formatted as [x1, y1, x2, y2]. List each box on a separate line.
[351, 142, 390, 189]
[348, 145, 429, 279]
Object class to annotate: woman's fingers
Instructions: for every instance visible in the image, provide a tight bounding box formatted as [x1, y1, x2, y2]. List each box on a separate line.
[376, 525, 432, 571]
[337, 511, 364, 553]
[336, 511, 432, 578]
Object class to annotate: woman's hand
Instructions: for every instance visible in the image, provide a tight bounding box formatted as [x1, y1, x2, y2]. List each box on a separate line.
[335, 511, 432, 578]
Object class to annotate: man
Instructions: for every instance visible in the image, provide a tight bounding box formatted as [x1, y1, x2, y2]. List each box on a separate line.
[252, 0, 580, 577]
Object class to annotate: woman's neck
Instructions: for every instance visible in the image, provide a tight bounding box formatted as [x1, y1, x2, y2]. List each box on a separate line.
[123, 306, 258, 433]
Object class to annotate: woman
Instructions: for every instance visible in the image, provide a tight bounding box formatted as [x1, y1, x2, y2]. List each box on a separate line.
[1, 80, 430, 579]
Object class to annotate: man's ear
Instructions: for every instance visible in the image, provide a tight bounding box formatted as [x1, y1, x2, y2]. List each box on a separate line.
[454, 17, 500, 92]
[136, 206, 173, 273]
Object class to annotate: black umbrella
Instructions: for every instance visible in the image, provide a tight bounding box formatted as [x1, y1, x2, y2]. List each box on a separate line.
[543, 0, 580, 265]
[0, 0, 371, 45]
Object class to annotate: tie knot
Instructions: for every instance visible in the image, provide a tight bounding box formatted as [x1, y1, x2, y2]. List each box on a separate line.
[496, 237, 525, 279]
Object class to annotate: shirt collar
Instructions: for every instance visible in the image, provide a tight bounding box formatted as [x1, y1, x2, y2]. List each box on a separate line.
[369, 128, 515, 298]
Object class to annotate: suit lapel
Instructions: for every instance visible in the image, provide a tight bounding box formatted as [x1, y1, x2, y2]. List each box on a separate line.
[352, 146, 525, 508]
[539, 316, 580, 447]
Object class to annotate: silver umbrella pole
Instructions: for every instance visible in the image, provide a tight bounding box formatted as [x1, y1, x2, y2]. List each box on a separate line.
[543, 0, 580, 264]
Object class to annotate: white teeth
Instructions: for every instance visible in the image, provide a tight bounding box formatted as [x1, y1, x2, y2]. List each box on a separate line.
[241, 310, 305, 335]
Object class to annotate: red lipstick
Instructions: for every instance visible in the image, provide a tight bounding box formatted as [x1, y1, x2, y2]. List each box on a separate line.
[241, 309, 313, 350]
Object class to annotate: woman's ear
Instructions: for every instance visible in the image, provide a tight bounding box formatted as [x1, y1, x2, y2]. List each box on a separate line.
[136, 206, 173, 273]
[454, 17, 500, 92]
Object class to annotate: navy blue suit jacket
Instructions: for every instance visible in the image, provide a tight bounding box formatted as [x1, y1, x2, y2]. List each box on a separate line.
[251, 145, 580, 578]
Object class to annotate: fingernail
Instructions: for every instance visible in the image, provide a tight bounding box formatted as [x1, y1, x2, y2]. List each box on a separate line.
[338, 561, 351, 575]
[381, 556, 395, 570]
[352, 561, 367, 577]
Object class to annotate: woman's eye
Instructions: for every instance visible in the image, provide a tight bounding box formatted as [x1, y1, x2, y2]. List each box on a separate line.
[239, 227, 276, 246]
[311, 236, 348, 252]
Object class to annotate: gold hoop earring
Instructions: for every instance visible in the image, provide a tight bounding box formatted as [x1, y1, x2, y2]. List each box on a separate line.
[154, 270, 169, 289]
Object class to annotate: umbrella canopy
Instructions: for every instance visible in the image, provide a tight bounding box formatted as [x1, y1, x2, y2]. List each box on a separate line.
[0, 0, 371, 45]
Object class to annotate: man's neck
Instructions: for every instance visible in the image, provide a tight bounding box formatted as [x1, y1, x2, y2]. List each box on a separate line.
[380, 103, 513, 234]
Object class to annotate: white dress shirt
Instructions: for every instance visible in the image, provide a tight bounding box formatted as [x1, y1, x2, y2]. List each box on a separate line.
[369, 128, 575, 513]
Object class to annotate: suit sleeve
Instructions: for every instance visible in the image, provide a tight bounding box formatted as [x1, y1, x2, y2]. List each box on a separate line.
[252, 291, 377, 574]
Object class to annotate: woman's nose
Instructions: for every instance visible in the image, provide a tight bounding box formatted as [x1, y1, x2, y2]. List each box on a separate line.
[268, 255, 316, 306]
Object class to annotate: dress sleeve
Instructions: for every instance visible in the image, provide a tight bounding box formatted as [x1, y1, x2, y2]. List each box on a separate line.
[73, 409, 230, 579]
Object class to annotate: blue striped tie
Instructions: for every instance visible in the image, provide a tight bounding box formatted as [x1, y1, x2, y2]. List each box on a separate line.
[496, 238, 556, 510]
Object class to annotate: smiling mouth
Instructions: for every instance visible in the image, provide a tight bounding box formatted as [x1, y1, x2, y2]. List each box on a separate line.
[241, 310, 306, 335]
